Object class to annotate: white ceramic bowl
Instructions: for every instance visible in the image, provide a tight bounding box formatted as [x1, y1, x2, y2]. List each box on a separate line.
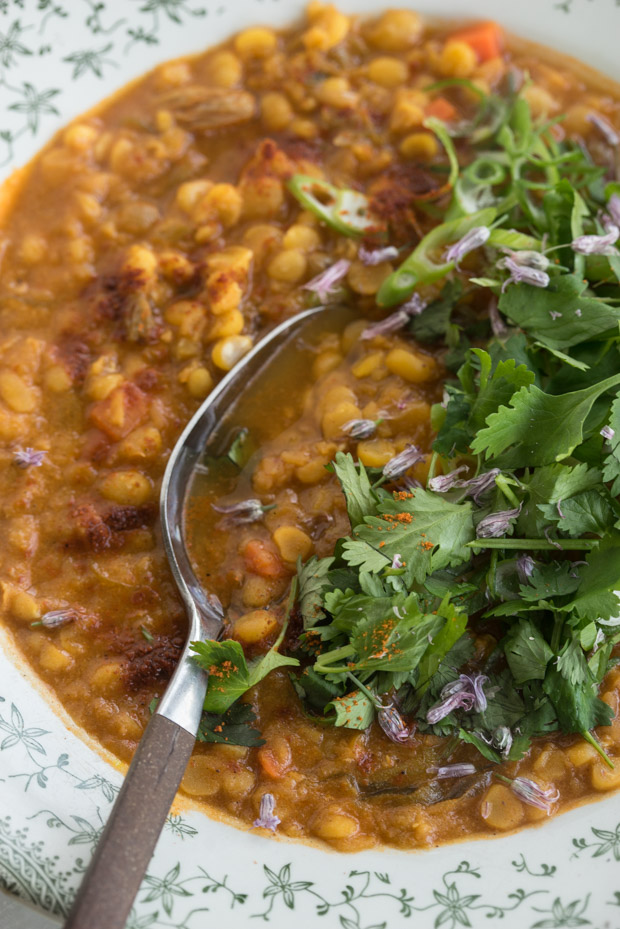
[1, 3, 620, 927]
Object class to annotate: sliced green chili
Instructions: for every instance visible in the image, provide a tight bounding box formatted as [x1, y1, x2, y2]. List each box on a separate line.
[376, 207, 497, 307]
[287, 174, 380, 237]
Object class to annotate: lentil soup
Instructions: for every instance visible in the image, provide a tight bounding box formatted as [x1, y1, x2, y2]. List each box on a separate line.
[2, 4, 620, 852]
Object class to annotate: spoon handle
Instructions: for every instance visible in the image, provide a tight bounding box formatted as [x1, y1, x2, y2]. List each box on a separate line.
[64, 714, 195, 929]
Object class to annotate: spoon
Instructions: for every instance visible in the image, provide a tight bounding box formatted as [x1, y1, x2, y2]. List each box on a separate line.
[64, 304, 330, 929]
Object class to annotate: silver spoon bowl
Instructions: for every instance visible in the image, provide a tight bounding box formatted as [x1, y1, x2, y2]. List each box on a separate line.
[65, 304, 330, 929]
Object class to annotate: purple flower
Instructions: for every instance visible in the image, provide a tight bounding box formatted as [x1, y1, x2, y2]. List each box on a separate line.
[476, 504, 522, 539]
[500, 256, 550, 292]
[428, 466, 468, 493]
[492, 726, 513, 757]
[608, 194, 620, 228]
[37, 609, 79, 629]
[601, 425, 615, 441]
[429, 763, 477, 779]
[516, 554, 536, 583]
[571, 225, 619, 256]
[378, 705, 414, 744]
[501, 249, 550, 272]
[302, 259, 351, 303]
[212, 499, 269, 525]
[342, 418, 378, 439]
[253, 793, 280, 832]
[361, 294, 426, 340]
[508, 776, 559, 813]
[549, 311, 562, 321]
[489, 300, 510, 339]
[382, 444, 424, 480]
[14, 448, 47, 469]
[587, 112, 619, 147]
[426, 689, 475, 724]
[358, 244, 399, 266]
[427, 673, 489, 724]
[391, 553, 403, 569]
[444, 226, 491, 268]
[557, 499, 565, 519]
[429, 467, 500, 504]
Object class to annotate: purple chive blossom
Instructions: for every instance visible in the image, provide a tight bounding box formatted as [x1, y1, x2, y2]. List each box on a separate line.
[253, 793, 280, 832]
[601, 425, 615, 441]
[378, 705, 415, 744]
[575, 308, 582, 317]
[14, 448, 47, 469]
[426, 689, 475, 724]
[592, 628, 606, 652]
[460, 469, 501, 504]
[557, 499, 565, 519]
[588, 112, 620, 147]
[429, 763, 477, 779]
[358, 244, 400, 266]
[608, 194, 620, 228]
[342, 418, 378, 439]
[549, 311, 562, 320]
[444, 226, 491, 268]
[493, 726, 513, 757]
[302, 259, 351, 303]
[501, 256, 550, 292]
[361, 294, 426, 340]
[571, 225, 619, 256]
[36, 609, 80, 629]
[476, 504, 522, 539]
[427, 673, 489, 724]
[444, 673, 489, 713]
[501, 249, 550, 272]
[383, 444, 424, 480]
[428, 466, 468, 493]
[489, 300, 510, 339]
[391, 553, 403, 569]
[212, 499, 269, 524]
[544, 525, 563, 550]
[509, 776, 559, 813]
[516, 554, 536, 582]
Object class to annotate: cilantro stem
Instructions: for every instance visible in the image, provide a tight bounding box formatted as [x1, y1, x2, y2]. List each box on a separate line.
[427, 450, 440, 485]
[467, 538, 595, 551]
[273, 577, 298, 650]
[495, 474, 520, 508]
[550, 615, 564, 654]
[581, 730, 615, 769]
[347, 672, 385, 708]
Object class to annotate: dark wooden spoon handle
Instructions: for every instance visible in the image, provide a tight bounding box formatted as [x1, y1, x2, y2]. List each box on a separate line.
[64, 714, 195, 929]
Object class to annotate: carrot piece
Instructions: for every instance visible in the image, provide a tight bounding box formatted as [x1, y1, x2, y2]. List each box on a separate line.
[257, 747, 286, 779]
[243, 539, 287, 578]
[452, 21, 503, 62]
[425, 97, 458, 122]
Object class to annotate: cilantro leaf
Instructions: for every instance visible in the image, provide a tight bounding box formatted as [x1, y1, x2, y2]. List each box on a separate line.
[326, 690, 374, 729]
[416, 598, 468, 694]
[566, 541, 620, 621]
[291, 667, 342, 711]
[349, 487, 474, 584]
[410, 279, 462, 343]
[432, 385, 472, 456]
[471, 373, 620, 467]
[348, 596, 444, 674]
[543, 666, 613, 732]
[499, 274, 620, 350]
[458, 728, 501, 763]
[518, 462, 602, 536]
[539, 489, 615, 537]
[332, 452, 379, 528]
[297, 556, 334, 629]
[602, 392, 620, 496]
[197, 703, 265, 747]
[469, 355, 536, 432]
[504, 618, 554, 683]
[556, 636, 590, 688]
[192, 638, 299, 714]
[518, 562, 582, 601]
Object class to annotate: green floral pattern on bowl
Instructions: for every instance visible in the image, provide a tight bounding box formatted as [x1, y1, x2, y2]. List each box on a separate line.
[2, 1, 620, 926]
